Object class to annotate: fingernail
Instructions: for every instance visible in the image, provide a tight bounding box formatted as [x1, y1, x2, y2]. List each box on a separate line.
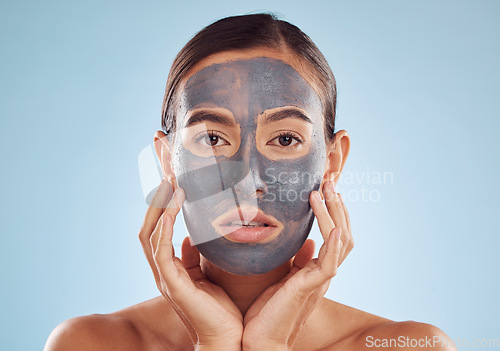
[328, 181, 335, 193]
[174, 188, 185, 206]
[158, 178, 168, 189]
[313, 191, 322, 201]
[335, 227, 342, 239]
[167, 175, 175, 185]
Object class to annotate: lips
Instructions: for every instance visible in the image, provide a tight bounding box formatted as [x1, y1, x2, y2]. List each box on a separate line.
[212, 207, 284, 243]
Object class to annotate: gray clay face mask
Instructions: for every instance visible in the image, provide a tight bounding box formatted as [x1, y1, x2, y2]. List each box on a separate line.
[172, 57, 327, 275]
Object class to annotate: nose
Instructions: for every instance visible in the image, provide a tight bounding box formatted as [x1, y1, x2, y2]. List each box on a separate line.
[250, 155, 267, 196]
[233, 147, 267, 199]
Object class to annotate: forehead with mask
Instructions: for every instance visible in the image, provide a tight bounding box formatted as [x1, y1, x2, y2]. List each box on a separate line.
[170, 54, 328, 275]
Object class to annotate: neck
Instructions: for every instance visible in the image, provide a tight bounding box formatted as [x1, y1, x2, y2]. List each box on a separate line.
[200, 256, 293, 315]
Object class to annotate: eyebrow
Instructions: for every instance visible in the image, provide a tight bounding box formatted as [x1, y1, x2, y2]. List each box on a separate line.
[184, 110, 236, 128]
[184, 107, 313, 128]
[262, 108, 313, 124]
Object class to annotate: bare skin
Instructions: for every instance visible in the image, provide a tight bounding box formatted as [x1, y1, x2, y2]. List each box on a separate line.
[45, 47, 456, 351]
[45, 269, 454, 351]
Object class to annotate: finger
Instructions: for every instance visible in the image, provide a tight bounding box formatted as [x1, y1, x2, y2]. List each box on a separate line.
[138, 179, 174, 281]
[301, 227, 341, 293]
[254, 237, 335, 339]
[145, 216, 164, 283]
[323, 181, 351, 265]
[150, 188, 184, 262]
[338, 193, 351, 234]
[163, 187, 185, 225]
[154, 213, 183, 288]
[317, 227, 336, 264]
[282, 239, 316, 281]
[140, 179, 173, 237]
[309, 190, 335, 241]
[150, 214, 169, 256]
[318, 227, 342, 278]
[322, 181, 346, 228]
[336, 192, 354, 265]
[181, 236, 205, 281]
[323, 181, 347, 240]
[154, 217, 204, 338]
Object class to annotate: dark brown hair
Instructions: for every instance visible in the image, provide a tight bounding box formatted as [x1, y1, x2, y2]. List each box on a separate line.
[161, 12, 337, 143]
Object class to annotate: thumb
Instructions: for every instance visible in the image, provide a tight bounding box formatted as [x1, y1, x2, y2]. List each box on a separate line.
[181, 236, 200, 270]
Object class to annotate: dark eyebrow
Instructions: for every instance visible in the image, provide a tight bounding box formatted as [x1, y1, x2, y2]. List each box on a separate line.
[263, 108, 313, 124]
[184, 110, 236, 128]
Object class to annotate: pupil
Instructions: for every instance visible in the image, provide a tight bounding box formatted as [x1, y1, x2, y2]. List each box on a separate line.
[206, 135, 218, 146]
[279, 135, 292, 146]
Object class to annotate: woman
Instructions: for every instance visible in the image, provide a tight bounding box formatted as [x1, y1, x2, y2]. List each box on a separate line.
[45, 13, 455, 351]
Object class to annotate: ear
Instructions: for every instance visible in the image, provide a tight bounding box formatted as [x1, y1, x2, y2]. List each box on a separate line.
[319, 130, 350, 198]
[153, 130, 177, 187]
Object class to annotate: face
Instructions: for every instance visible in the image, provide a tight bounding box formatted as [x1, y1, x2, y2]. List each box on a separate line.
[171, 52, 327, 275]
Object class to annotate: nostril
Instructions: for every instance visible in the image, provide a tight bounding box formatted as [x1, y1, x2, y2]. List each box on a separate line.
[232, 186, 264, 199]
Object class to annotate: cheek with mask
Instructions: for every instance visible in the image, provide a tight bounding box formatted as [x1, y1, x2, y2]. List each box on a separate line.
[172, 57, 327, 275]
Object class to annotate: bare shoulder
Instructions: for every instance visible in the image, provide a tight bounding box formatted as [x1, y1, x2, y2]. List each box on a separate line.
[44, 313, 143, 351]
[326, 316, 455, 350]
[44, 296, 189, 351]
[314, 299, 456, 351]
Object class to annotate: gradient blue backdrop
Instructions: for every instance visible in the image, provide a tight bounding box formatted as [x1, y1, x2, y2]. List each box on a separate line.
[1, 0, 499, 350]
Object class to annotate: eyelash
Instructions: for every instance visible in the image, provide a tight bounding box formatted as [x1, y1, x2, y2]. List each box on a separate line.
[193, 130, 303, 149]
[194, 130, 229, 147]
[268, 132, 303, 149]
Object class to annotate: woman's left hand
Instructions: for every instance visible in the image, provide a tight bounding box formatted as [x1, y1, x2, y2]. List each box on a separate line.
[241, 180, 353, 351]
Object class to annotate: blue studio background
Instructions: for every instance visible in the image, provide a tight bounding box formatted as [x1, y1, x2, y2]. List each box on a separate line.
[1, 0, 499, 350]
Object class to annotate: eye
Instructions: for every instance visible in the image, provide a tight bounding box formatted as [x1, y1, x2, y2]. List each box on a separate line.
[267, 132, 303, 148]
[194, 130, 230, 148]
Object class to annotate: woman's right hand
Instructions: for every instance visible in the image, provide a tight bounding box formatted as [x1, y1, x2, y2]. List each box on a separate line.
[138, 179, 243, 351]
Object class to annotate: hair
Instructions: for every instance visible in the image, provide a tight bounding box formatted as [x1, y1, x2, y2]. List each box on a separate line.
[161, 12, 337, 144]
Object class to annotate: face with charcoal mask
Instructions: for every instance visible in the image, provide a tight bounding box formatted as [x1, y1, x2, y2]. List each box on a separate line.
[170, 55, 328, 275]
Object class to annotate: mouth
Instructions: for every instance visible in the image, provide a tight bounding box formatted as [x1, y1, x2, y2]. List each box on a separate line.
[212, 207, 284, 243]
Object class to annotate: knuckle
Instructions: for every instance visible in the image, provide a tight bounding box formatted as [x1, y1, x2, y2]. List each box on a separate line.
[322, 267, 336, 279]
[335, 245, 342, 256]
[335, 200, 343, 210]
[139, 234, 150, 247]
[138, 227, 147, 240]
[324, 191, 335, 202]
[138, 235, 146, 245]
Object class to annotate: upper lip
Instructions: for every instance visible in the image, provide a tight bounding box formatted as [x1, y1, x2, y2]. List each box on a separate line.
[212, 207, 280, 227]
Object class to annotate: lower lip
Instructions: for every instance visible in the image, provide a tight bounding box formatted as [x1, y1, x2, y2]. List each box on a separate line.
[217, 225, 279, 243]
